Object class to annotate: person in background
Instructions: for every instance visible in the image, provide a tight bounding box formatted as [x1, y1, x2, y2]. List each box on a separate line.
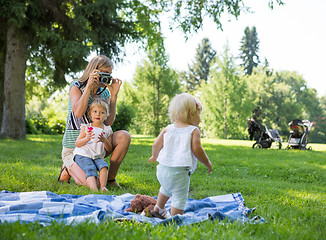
[58, 55, 130, 188]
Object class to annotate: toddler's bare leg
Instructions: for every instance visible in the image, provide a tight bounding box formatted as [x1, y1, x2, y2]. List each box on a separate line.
[171, 207, 184, 216]
[99, 167, 108, 191]
[86, 176, 98, 191]
[155, 192, 170, 210]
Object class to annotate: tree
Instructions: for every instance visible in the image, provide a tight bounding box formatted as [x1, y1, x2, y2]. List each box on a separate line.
[183, 38, 216, 92]
[130, 44, 180, 136]
[0, 0, 162, 139]
[239, 26, 260, 75]
[0, 0, 284, 139]
[200, 45, 253, 139]
[169, 0, 284, 34]
[246, 69, 326, 142]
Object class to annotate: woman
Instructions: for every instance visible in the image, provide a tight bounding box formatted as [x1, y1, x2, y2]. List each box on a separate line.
[58, 55, 130, 188]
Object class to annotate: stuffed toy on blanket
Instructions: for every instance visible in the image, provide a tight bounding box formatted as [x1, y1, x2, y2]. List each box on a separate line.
[124, 194, 157, 217]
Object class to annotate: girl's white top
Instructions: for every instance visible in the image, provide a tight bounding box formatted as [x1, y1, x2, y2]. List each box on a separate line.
[157, 124, 198, 173]
[73, 123, 113, 159]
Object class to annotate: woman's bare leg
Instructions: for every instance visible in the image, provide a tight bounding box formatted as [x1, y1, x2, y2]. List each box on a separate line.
[68, 162, 88, 186]
[106, 130, 131, 184]
[61, 148, 88, 186]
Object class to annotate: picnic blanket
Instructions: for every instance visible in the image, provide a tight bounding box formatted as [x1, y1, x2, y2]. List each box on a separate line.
[0, 191, 264, 226]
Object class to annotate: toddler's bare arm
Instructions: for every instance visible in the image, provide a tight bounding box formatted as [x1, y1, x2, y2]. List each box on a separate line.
[191, 128, 212, 173]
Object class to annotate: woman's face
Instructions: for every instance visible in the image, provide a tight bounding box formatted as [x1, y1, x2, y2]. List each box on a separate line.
[98, 66, 112, 74]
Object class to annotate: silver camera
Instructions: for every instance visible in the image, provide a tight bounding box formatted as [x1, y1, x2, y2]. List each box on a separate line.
[98, 72, 112, 84]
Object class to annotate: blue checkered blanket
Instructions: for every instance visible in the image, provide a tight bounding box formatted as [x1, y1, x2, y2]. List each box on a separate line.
[0, 191, 264, 226]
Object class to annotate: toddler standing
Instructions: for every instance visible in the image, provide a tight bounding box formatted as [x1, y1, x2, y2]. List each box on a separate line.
[73, 98, 113, 192]
[149, 93, 212, 218]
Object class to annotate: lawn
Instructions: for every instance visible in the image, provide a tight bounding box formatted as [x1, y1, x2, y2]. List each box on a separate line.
[0, 135, 325, 239]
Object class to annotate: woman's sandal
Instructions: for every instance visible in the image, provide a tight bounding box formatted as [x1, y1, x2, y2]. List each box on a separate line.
[107, 179, 121, 188]
[58, 165, 71, 183]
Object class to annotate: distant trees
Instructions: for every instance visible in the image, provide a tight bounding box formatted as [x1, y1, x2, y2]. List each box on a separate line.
[123, 44, 180, 136]
[182, 38, 216, 92]
[0, 0, 284, 139]
[239, 26, 260, 75]
[245, 68, 326, 142]
[116, 28, 326, 142]
[200, 45, 253, 139]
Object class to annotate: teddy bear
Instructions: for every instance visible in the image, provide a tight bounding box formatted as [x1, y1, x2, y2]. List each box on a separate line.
[124, 194, 157, 217]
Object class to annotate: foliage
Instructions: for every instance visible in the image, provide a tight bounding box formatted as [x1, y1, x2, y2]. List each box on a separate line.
[169, 0, 284, 34]
[25, 88, 68, 135]
[111, 101, 135, 132]
[245, 68, 326, 142]
[239, 26, 260, 75]
[126, 44, 180, 136]
[1, 0, 163, 88]
[0, 135, 325, 239]
[200, 45, 253, 139]
[181, 38, 216, 92]
[0, 0, 165, 138]
[0, 0, 285, 139]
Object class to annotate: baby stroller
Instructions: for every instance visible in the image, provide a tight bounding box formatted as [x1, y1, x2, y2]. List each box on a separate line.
[286, 119, 312, 150]
[247, 118, 282, 149]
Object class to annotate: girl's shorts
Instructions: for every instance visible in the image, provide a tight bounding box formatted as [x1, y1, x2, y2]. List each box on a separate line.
[74, 154, 108, 179]
[156, 164, 191, 211]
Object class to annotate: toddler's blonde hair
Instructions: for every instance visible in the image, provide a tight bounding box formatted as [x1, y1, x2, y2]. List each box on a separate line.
[168, 93, 202, 123]
[88, 98, 110, 120]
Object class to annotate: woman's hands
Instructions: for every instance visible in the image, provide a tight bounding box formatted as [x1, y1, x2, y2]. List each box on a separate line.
[85, 70, 101, 94]
[107, 78, 122, 98]
[86, 69, 122, 98]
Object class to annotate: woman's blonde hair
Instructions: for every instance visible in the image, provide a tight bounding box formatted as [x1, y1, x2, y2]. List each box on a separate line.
[88, 98, 110, 120]
[168, 93, 202, 123]
[78, 55, 114, 84]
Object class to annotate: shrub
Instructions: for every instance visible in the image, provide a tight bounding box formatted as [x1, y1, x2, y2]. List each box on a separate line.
[112, 102, 135, 132]
[25, 114, 54, 134]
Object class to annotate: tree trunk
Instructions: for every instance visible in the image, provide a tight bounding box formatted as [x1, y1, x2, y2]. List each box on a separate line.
[0, 27, 7, 132]
[1, 25, 29, 139]
[223, 97, 228, 139]
[0, 63, 4, 131]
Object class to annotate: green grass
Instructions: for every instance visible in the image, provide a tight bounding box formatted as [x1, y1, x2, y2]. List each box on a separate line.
[0, 135, 325, 239]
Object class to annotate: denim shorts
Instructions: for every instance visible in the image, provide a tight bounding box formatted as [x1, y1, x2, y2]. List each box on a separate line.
[74, 154, 108, 179]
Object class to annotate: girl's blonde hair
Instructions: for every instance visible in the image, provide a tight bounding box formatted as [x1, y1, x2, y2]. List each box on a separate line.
[168, 93, 202, 123]
[78, 55, 114, 84]
[88, 98, 110, 120]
